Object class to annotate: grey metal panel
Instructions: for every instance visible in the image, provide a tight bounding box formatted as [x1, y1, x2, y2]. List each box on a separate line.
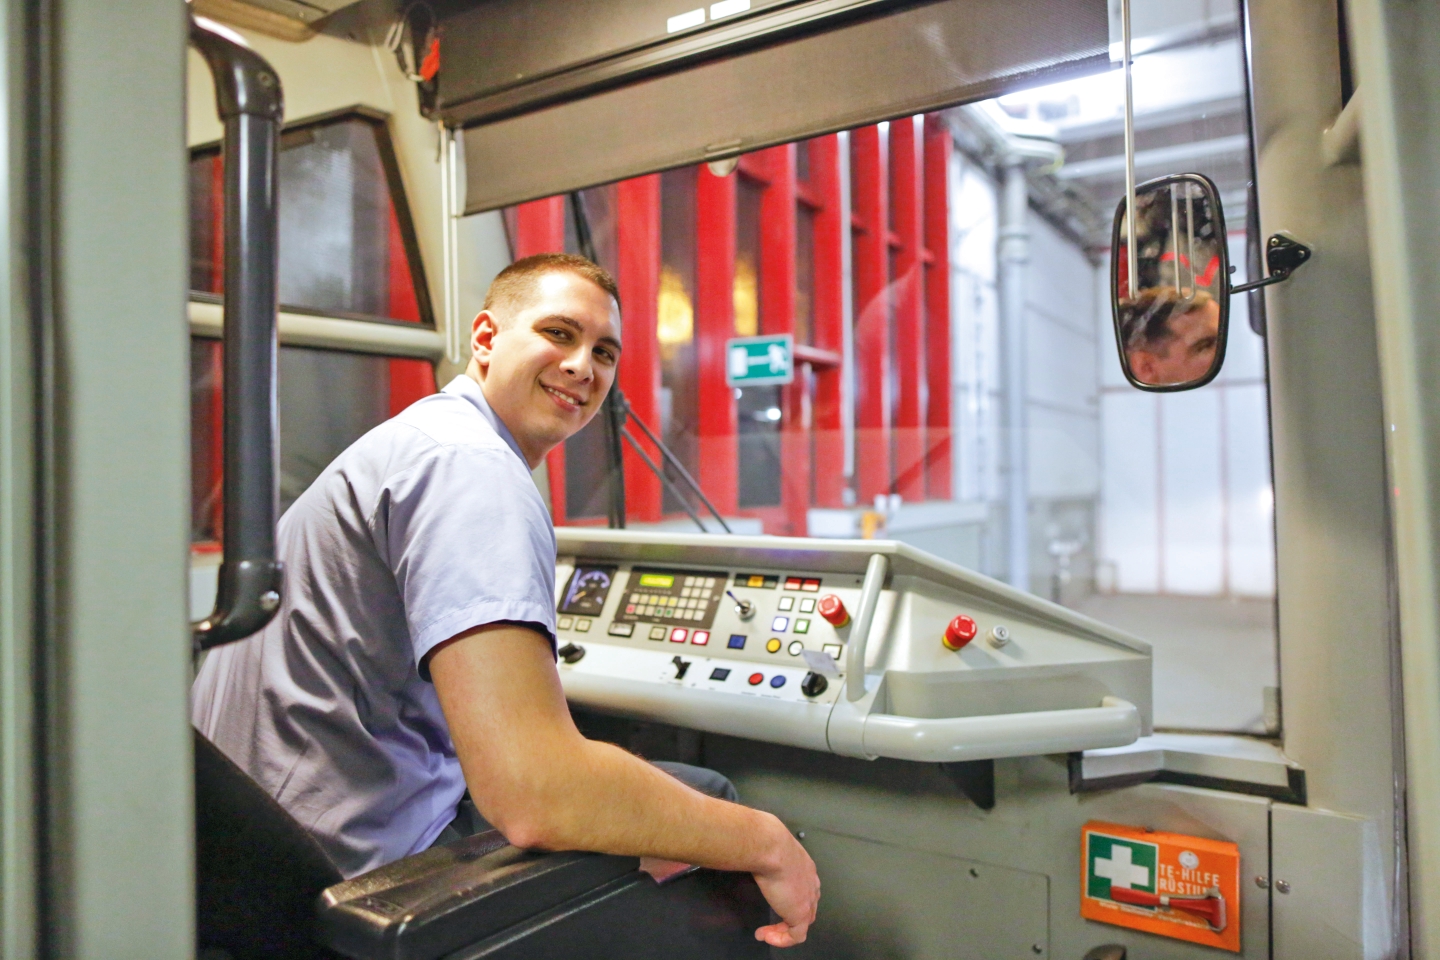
[460, 0, 1107, 213]
[791, 829, 1049, 958]
[44, 0, 193, 954]
[0, 0, 36, 952]
[439, 0, 904, 126]
[1247, 0, 1405, 951]
[1271, 805, 1392, 960]
[1345, 0, 1440, 953]
[711, 748, 1274, 959]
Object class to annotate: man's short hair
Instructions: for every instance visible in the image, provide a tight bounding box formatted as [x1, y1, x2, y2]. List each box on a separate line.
[1119, 286, 1215, 351]
[482, 253, 620, 323]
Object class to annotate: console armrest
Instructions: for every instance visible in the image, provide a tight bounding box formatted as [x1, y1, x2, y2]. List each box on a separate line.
[317, 830, 640, 960]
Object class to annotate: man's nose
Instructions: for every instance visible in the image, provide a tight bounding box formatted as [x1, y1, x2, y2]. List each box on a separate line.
[559, 344, 593, 381]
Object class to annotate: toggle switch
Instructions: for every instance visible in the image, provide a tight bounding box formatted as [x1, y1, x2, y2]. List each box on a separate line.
[817, 594, 850, 627]
[726, 589, 756, 620]
[558, 642, 586, 664]
[671, 656, 691, 680]
[943, 615, 977, 651]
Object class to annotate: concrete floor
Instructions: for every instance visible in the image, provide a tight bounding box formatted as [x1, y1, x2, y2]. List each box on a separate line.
[1074, 593, 1278, 734]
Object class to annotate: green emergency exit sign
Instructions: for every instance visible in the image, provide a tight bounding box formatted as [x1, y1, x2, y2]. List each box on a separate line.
[726, 334, 794, 387]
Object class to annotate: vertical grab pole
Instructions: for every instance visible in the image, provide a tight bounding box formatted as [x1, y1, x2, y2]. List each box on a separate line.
[189, 18, 285, 650]
[846, 553, 889, 702]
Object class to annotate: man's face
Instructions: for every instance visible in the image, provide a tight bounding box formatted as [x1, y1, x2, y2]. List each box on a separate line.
[469, 271, 622, 467]
[1128, 297, 1221, 386]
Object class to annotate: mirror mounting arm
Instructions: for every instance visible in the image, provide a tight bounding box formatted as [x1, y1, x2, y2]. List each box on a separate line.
[1229, 233, 1312, 295]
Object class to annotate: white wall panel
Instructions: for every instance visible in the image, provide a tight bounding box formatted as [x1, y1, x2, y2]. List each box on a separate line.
[1101, 391, 1160, 591]
[950, 156, 1001, 504]
[1217, 232, 1268, 383]
[1025, 210, 1100, 499]
[1030, 407, 1100, 499]
[1226, 383, 1277, 595]
[1161, 390, 1225, 593]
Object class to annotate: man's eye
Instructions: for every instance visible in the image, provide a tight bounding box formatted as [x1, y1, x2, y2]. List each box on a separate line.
[595, 348, 616, 364]
[545, 327, 569, 339]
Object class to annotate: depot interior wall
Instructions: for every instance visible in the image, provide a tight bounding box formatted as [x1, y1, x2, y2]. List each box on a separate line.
[945, 151, 1104, 593]
[1095, 237, 1276, 599]
[1025, 205, 1102, 602]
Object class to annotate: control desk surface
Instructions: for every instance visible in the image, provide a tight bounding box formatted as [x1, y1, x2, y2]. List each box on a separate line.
[552, 530, 1152, 763]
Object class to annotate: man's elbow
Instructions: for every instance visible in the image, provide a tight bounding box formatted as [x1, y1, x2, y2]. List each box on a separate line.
[491, 809, 564, 851]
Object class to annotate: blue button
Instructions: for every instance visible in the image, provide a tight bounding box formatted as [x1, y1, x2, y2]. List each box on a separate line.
[769, 675, 786, 688]
[709, 667, 731, 681]
[728, 634, 747, 649]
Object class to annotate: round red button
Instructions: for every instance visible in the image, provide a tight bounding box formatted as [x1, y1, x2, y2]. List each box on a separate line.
[943, 615, 978, 651]
[748, 672, 764, 686]
[817, 594, 850, 627]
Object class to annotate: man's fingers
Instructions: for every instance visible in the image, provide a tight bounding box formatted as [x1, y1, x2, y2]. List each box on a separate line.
[754, 922, 808, 947]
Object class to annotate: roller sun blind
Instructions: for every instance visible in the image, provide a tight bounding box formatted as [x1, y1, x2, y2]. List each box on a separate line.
[437, 0, 1107, 213]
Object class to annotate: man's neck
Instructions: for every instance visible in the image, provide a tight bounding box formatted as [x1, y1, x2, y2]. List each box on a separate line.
[463, 360, 548, 470]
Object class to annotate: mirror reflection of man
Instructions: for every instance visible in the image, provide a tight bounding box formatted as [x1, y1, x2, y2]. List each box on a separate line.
[1119, 287, 1222, 386]
[192, 253, 820, 947]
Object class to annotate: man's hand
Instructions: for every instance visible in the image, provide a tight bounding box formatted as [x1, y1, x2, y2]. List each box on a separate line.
[428, 624, 821, 945]
[751, 821, 820, 947]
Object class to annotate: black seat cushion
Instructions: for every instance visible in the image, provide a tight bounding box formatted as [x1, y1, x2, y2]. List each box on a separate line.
[194, 727, 344, 960]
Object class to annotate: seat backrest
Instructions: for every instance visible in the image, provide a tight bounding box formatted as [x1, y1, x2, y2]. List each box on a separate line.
[194, 727, 344, 960]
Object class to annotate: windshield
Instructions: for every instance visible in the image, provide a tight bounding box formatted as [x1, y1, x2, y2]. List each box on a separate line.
[453, 2, 1274, 735]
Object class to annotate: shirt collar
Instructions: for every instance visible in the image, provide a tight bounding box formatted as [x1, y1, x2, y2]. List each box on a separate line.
[443, 375, 529, 466]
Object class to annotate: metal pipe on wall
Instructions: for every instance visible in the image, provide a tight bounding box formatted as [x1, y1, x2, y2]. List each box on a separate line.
[998, 157, 1030, 592]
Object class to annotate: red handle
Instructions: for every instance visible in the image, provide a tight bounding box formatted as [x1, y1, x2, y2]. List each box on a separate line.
[1108, 887, 1225, 930]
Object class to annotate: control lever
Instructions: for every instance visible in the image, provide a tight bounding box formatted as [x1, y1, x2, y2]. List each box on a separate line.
[671, 656, 691, 680]
[558, 642, 586, 664]
[725, 590, 755, 621]
[800, 672, 828, 698]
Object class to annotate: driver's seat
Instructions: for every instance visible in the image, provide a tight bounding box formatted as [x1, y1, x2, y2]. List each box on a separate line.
[194, 729, 770, 960]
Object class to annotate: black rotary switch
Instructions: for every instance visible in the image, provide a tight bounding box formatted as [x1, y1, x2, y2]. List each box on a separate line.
[558, 642, 586, 664]
[672, 656, 691, 680]
[800, 672, 828, 698]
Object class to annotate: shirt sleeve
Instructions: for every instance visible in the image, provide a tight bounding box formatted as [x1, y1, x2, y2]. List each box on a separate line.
[373, 442, 557, 676]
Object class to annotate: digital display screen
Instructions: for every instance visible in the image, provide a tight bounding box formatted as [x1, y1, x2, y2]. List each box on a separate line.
[558, 564, 617, 617]
[638, 573, 675, 588]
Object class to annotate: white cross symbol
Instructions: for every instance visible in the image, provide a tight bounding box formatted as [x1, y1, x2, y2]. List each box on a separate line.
[1095, 845, 1150, 890]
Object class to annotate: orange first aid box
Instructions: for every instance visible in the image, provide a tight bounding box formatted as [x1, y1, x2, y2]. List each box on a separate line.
[1080, 820, 1241, 952]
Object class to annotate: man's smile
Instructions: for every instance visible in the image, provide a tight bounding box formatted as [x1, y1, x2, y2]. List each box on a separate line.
[542, 382, 587, 410]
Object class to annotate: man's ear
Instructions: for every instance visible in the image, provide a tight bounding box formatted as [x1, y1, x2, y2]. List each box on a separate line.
[472, 310, 501, 367]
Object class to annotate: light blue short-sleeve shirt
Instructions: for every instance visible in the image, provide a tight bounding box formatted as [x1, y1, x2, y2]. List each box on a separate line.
[191, 375, 557, 877]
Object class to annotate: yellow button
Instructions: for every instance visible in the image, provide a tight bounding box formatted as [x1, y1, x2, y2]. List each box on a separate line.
[766, 637, 782, 654]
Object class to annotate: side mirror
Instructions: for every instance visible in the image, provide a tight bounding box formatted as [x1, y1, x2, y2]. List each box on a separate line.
[1110, 173, 1310, 391]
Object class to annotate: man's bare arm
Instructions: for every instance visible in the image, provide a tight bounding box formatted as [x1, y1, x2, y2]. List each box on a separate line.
[428, 623, 820, 947]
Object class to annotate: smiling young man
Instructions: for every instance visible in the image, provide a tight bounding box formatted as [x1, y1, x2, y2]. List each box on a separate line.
[191, 253, 819, 947]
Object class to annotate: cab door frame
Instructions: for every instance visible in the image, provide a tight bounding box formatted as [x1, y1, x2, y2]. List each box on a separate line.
[1, 0, 193, 956]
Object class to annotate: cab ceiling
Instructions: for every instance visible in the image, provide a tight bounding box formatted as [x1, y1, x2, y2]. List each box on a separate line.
[437, 0, 1108, 213]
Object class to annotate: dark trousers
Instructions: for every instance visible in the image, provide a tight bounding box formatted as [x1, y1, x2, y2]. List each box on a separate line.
[431, 761, 740, 848]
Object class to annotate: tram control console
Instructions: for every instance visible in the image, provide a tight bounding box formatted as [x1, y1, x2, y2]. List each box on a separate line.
[553, 530, 1152, 764]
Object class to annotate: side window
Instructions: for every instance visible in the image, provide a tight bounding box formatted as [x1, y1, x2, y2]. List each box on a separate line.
[189, 111, 431, 324]
[189, 111, 436, 547]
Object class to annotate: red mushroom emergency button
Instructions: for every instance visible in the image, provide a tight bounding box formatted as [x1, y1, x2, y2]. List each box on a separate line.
[943, 614, 978, 651]
[817, 593, 850, 627]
